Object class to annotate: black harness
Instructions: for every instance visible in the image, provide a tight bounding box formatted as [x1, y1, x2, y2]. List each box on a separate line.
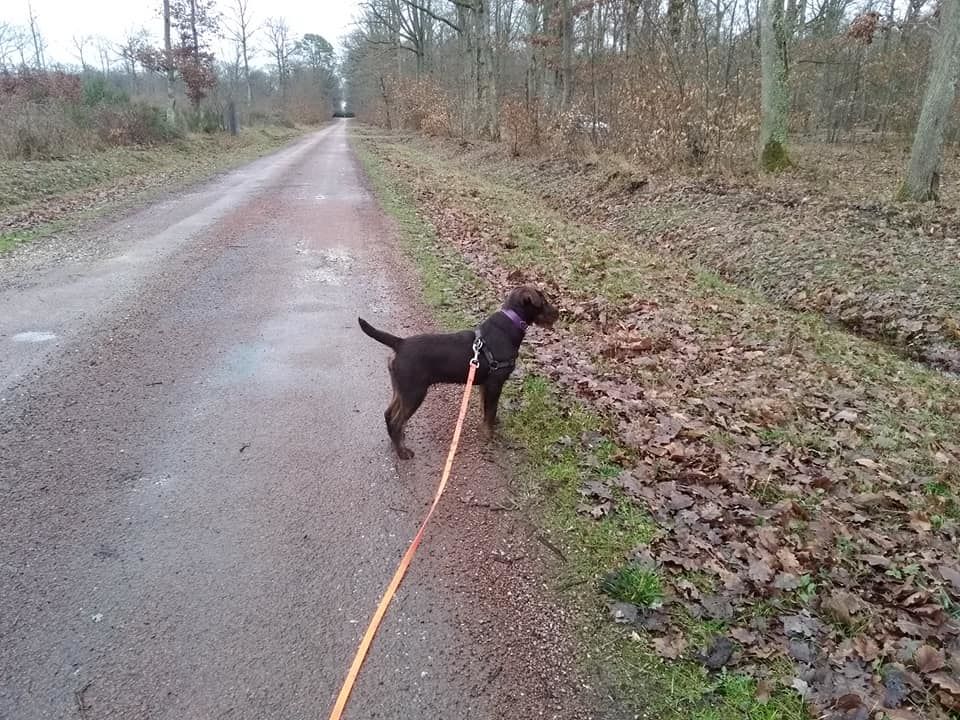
[474, 330, 516, 374]
[472, 309, 527, 375]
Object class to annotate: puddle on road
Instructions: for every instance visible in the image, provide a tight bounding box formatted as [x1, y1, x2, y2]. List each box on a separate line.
[213, 342, 269, 383]
[12, 331, 58, 343]
[308, 267, 343, 285]
[296, 244, 355, 287]
[319, 247, 353, 266]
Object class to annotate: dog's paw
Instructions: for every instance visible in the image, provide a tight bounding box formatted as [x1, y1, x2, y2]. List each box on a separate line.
[397, 447, 415, 460]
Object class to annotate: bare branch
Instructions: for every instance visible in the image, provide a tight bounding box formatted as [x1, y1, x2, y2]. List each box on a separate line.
[400, 0, 462, 33]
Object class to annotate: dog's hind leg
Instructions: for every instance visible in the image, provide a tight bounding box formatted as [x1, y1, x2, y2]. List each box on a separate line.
[386, 386, 427, 460]
[385, 360, 427, 459]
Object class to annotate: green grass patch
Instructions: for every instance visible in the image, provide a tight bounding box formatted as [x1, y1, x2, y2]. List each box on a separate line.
[601, 565, 664, 607]
[0, 230, 30, 253]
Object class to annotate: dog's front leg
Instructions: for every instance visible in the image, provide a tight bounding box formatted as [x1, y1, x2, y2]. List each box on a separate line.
[481, 379, 505, 437]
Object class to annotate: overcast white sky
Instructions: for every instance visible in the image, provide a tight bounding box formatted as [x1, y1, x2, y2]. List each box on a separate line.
[4, 0, 361, 67]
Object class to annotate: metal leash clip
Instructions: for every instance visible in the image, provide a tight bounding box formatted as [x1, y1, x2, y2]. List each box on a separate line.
[471, 336, 483, 368]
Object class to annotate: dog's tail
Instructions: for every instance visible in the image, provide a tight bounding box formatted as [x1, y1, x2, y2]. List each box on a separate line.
[358, 317, 403, 351]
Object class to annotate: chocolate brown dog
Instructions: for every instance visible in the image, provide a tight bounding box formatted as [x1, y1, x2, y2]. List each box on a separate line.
[358, 286, 559, 459]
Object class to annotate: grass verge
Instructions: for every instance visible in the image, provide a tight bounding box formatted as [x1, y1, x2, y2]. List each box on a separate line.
[354, 131, 810, 719]
[0, 125, 309, 254]
[355, 137, 485, 330]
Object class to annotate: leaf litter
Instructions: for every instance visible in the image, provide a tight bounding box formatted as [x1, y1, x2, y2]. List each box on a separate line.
[361, 133, 960, 719]
[426, 139, 960, 374]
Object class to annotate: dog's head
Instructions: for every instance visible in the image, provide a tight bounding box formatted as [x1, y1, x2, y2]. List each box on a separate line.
[504, 285, 560, 328]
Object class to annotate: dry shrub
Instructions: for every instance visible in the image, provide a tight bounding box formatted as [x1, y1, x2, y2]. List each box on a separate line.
[598, 54, 759, 172]
[501, 96, 540, 156]
[283, 95, 328, 125]
[0, 70, 83, 104]
[95, 104, 180, 145]
[271, 69, 337, 126]
[393, 77, 455, 136]
[0, 71, 179, 159]
[0, 71, 88, 159]
[0, 99, 91, 159]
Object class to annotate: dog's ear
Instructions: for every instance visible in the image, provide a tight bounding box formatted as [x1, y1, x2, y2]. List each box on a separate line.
[516, 286, 543, 309]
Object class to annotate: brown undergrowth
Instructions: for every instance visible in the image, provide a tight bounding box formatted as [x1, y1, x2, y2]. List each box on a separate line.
[368, 132, 960, 375]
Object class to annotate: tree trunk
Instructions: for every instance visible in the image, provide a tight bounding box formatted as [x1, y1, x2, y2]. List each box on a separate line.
[227, 99, 238, 135]
[668, 0, 685, 44]
[559, 0, 574, 111]
[475, 0, 499, 139]
[785, 0, 798, 37]
[525, 1, 538, 102]
[380, 75, 393, 130]
[542, 0, 559, 111]
[458, 4, 476, 136]
[190, 0, 200, 59]
[28, 2, 45, 70]
[625, 0, 641, 56]
[164, 0, 176, 123]
[898, 0, 960, 201]
[243, 39, 252, 107]
[759, 0, 791, 170]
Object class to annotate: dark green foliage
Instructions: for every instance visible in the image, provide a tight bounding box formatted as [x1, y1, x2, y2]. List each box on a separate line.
[82, 76, 129, 107]
[760, 140, 792, 172]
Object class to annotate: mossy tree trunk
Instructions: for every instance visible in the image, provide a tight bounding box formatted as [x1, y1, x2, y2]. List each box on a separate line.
[759, 0, 791, 171]
[898, 0, 960, 202]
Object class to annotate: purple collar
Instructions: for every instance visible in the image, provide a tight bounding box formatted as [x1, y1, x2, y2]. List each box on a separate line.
[500, 308, 528, 333]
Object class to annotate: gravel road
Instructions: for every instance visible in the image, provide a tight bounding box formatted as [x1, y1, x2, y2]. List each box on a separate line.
[0, 122, 606, 720]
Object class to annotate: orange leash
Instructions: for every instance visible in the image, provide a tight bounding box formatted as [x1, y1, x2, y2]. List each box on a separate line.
[328, 350, 481, 720]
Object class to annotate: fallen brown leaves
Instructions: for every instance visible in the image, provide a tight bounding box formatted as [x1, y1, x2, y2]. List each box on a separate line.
[419, 138, 960, 373]
[367, 135, 960, 719]
[0, 177, 158, 235]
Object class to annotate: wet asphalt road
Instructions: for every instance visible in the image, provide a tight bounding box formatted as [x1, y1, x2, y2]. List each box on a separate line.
[0, 122, 534, 719]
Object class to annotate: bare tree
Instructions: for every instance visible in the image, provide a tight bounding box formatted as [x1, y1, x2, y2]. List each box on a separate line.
[397, 0, 499, 138]
[0, 23, 27, 71]
[474, 0, 499, 138]
[225, 0, 256, 106]
[559, 0, 574, 112]
[94, 36, 116, 75]
[117, 29, 151, 91]
[27, 1, 46, 70]
[265, 17, 294, 100]
[72, 34, 92, 71]
[898, 0, 960, 201]
[363, 0, 435, 78]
